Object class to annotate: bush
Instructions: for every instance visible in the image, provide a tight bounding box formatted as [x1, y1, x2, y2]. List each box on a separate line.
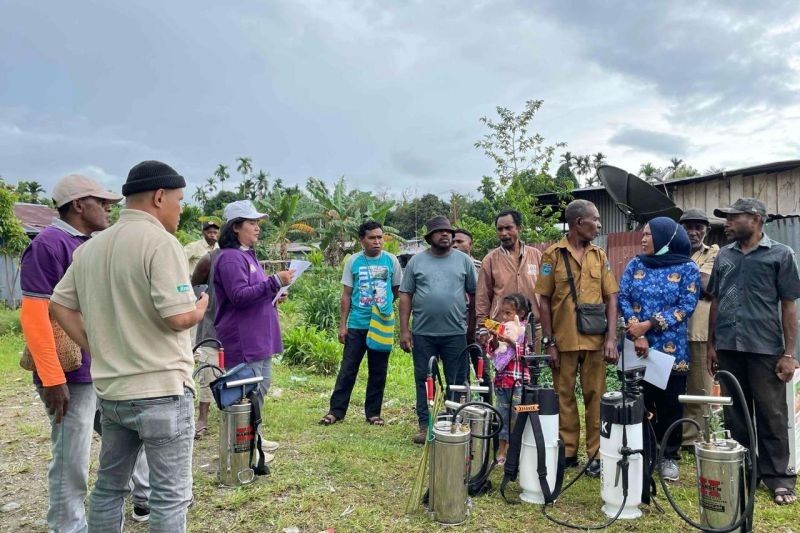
[292, 266, 341, 332]
[280, 325, 341, 375]
[0, 307, 20, 336]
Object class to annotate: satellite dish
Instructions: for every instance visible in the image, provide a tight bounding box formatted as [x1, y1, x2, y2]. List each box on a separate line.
[597, 165, 683, 229]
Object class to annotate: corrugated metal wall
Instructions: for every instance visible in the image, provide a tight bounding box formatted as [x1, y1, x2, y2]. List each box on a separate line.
[0, 255, 21, 307]
[765, 217, 800, 358]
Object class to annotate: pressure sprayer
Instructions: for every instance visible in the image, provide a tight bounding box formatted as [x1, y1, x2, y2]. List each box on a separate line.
[193, 338, 265, 487]
[424, 356, 503, 525]
[541, 318, 656, 530]
[657, 370, 757, 532]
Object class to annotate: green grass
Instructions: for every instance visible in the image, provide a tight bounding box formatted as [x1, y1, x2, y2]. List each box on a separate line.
[0, 306, 20, 336]
[1, 328, 798, 531]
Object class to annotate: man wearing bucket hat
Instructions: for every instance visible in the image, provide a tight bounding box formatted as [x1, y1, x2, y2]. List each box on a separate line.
[50, 160, 208, 531]
[399, 215, 478, 444]
[678, 208, 719, 450]
[708, 197, 800, 505]
[20, 174, 153, 530]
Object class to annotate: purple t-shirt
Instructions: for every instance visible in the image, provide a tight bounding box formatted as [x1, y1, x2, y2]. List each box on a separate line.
[20, 221, 92, 384]
[213, 248, 283, 367]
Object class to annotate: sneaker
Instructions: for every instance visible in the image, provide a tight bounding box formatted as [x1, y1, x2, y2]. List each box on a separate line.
[262, 452, 275, 464]
[262, 439, 280, 452]
[585, 459, 601, 478]
[412, 426, 427, 445]
[659, 459, 679, 481]
[131, 505, 150, 523]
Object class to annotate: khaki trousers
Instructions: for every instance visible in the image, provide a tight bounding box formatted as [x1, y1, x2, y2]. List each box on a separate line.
[553, 349, 606, 458]
[682, 341, 714, 445]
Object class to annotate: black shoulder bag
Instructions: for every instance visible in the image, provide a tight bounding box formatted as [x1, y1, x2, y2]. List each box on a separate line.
[560, 248, 607, 335]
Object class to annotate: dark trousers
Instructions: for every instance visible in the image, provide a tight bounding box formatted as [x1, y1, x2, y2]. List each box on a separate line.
[328, 329, 390, 420]
[717, 350, 796, 491]
[412, 334, 468, 426]
[643, 373, 687, 461]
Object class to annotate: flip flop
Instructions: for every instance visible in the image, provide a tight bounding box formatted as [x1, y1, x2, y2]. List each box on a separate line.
[319, 413, 338, 426]
[366, 416, 385, 426]
[194, 426, 208, 440]
[773, 487, 796, 505]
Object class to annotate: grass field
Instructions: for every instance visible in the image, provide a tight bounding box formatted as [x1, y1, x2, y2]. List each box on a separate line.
[0, 326, 798, 531]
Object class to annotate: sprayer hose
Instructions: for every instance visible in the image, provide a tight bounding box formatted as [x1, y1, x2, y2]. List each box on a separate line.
[656, 370, 758, 533]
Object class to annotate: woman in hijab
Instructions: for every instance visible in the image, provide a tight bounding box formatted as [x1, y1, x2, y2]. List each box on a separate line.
[214, 200, 294, 460]
[618, 216, 701, 482]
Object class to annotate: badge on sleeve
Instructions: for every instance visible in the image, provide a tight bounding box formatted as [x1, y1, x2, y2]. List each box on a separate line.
[177, 284, 191, 293]
[528, 264, 538, 276]
[541, 263, 552, 276]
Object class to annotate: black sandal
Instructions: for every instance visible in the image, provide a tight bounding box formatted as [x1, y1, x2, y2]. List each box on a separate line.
[319, 413, 338, 426]
[367, 416, 385, 426]
[773, 487, 796, 505]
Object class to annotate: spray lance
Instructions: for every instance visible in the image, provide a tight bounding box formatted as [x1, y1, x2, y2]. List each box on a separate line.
[656, 370, 757, 532]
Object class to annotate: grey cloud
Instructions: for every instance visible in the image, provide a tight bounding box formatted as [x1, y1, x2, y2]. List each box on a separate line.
[608, 127, 690, 156]
[391, 150, 437, 177]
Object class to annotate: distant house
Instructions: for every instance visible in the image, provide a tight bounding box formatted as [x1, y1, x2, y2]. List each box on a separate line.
[0, 203, 57, 306]
[538, 160, 800, 242]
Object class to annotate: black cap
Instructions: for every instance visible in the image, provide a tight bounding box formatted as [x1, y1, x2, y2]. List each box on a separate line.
[122, 160, 186, 196]
[202, 221, 220, 230]
[679, 208, 710, 225]
[713, 197, 767, 219]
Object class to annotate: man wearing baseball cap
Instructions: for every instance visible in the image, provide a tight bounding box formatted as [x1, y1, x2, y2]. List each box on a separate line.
[708, 197, 800, 505]
[20, 174, 141, 531]
[184, 221, 220, 275]
[50, 161, 208, 530]
[678, 208, 719, 450]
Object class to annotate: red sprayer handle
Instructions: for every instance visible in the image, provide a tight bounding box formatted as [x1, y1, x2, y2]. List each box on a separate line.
[426, 376, 435, 402]
[217, 347, 225, 369]
[476, 357, 484, 380]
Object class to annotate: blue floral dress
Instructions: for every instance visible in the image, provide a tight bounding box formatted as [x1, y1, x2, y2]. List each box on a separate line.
[618, 257, 701, 373]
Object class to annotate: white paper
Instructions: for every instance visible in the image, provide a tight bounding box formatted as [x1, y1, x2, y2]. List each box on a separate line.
[271, 260, 312, 305]
[617, 338, 676, 390]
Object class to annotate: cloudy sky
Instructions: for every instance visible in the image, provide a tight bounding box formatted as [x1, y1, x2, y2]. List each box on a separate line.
[2, 0, 799, 201]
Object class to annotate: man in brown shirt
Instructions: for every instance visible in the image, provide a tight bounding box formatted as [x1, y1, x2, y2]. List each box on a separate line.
[475, 209, 542, 326]
[535, 200, 619, 477]
[679, 208, 719, 448]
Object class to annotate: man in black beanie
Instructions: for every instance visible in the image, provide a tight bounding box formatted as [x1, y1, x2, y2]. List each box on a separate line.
[51, 160, 208, 532]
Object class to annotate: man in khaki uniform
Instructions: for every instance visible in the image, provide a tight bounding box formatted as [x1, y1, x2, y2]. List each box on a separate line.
[184, 221, 219, 275]
[476, 209, 542, 326]
[680, 208, 719, 448]
[535, 200, 619, 477]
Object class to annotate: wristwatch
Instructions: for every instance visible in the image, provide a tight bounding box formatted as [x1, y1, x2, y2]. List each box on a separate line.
[541, 336, 556, 349]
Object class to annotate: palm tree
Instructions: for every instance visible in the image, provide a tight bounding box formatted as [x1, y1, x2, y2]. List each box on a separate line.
[192, 185, 207, 205]
[639, 162, 661, 184]
[592, 152, 606, 169]
[254, 170, 269, 200]
[25, 181, 46, 203]
[214, 164, 230, 191]
[560, 151, 574, 168]
[205, 176, 217, 193]
[257, 190, 315, 260]
[238, 178, 256, 200]
[236, 157, 252, 178]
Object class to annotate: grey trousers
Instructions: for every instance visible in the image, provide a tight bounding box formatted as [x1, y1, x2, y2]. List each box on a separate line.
[683, 341, 714, 445]
[717, 350, 796, 491]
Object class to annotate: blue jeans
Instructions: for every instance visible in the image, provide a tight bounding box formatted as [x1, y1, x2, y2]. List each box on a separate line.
[411, 334, 468, 426]
[89, 389, 194, 533]
[38, 382, 96, 533]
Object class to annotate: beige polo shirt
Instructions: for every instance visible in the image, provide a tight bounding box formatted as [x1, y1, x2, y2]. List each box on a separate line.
[476, 243, 542, 324]
[51, 209, 197, 401]
[688, 243, 719, 342]
[184, 238, 218, 275]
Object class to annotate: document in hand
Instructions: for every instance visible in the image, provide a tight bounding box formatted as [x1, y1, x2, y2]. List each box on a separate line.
[272, 259, 312, 305]
[617, 338, 675, 390]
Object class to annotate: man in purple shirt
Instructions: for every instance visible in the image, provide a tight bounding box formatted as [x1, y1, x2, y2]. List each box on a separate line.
[20, 174, 149, 529]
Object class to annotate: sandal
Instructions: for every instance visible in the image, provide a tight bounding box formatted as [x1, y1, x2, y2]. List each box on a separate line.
[319, 413, 339, 426]
[773, 487, 796, 505]
[194, 426, 208, 440]
[366, 416, 385, 426]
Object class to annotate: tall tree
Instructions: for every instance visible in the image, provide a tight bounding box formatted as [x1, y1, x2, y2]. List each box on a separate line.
[639, 162, 662, 184]
[192, 185, 207, 205]
[205, 176, 217, 193]
[254, 170, 269, 200]
[214, 164, 230, 191]
[236, 157, 252, 178]
[592, 152, 607, 169]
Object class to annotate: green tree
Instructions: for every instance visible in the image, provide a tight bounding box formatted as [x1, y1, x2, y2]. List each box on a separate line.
[0, 188, 30, 305]
[203, 190, 243, 217]
[214, 164, 230, 191]
[236, 157, 252, 178]
[639, 162, 662, 184]
[254, 170, 269, 200]
[205, 176, 217, 193]
[15, 180, 48, 204]
[256, 190, 315, 260]
[385, 193, 449, 239]
[555, 163, 578, 190]
[192, 185, 208, 205]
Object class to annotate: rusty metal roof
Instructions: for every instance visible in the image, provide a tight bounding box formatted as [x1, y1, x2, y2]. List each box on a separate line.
[13, 202, 56, 234]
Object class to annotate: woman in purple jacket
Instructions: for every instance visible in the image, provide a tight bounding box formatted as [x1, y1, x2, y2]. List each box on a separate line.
[213, 201, 293, 452]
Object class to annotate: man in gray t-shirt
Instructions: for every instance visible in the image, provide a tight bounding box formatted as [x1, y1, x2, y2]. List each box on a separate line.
[708, 198, 800, 504]
[399, 216, 477, 444]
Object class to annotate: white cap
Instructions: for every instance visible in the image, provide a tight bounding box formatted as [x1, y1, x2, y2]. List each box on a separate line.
[52, 174, 123, 208]
[223, 200, 269, 221]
